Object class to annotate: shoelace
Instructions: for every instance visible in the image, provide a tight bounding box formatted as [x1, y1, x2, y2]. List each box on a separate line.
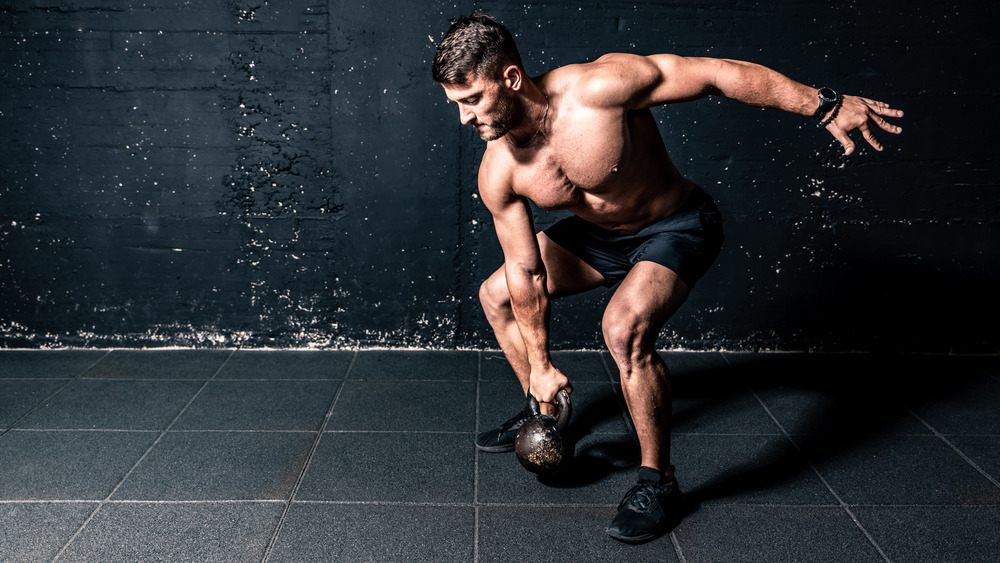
[618, 482, 660, 513]
[497, 410, 529, 435]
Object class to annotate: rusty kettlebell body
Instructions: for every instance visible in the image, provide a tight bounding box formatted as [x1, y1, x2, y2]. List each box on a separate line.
[514, 389, 573, 475]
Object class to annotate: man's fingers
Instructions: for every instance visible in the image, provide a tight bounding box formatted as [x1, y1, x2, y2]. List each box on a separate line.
[864, 100, 904, 134]
[870, 113, 902, 134]
[868, 99, 904, 120]
[832, 128, 856, 155]
[860, 124, 884, 152]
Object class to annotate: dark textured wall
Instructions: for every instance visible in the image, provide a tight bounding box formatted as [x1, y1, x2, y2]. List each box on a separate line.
[1, 1, 997, 352]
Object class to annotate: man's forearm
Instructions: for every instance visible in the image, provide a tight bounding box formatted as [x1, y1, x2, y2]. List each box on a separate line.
[713, 59, 819, 117]
[505, 265, 554, 371]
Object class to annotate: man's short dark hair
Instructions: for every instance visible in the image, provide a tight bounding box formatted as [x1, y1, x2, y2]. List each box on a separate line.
[432, 14, 524, 85]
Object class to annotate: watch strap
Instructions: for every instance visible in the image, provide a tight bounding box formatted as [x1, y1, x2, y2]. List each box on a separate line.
[812, 87, 839, 119]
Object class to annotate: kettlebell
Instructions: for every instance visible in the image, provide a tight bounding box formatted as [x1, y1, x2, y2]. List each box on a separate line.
[514, 389, 573, 475]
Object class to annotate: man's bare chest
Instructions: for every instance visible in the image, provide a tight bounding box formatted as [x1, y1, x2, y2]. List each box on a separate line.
[509, 119, 630, 210]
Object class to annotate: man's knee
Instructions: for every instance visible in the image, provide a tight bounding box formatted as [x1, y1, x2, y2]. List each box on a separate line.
[602, 309, 658, 377]
[479, 271, 511, 318]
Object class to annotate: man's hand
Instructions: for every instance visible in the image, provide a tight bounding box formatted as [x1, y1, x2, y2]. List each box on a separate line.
[825, 95, 903, 155]
[529, 364, 573, 415]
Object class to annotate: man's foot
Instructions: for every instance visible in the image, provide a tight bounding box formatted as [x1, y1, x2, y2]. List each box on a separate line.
[606, 466, 684, 544]
[475, 408, 530, 452]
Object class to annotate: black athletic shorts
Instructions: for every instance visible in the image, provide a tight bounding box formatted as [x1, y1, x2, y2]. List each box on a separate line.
[543, 186, 724, 289]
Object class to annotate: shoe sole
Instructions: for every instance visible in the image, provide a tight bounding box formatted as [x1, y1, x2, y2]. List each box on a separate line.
[606, 510, 681, 544]
[475, 442, 515, 453]
[606, 527, 663, 544]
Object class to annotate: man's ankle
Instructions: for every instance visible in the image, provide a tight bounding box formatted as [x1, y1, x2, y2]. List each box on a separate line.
[637, 464, 675, 485]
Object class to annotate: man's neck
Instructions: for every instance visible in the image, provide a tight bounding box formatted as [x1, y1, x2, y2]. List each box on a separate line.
[506, 80, 549, 148]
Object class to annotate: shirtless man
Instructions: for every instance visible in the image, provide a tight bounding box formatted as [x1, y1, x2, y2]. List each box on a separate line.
[432, 14, 902, 543]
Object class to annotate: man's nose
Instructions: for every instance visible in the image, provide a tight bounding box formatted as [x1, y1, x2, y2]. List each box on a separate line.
[458, 105, 475, 125]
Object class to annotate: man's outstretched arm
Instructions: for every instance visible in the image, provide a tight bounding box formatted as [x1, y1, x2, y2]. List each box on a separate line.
[579, 52, 903, 155]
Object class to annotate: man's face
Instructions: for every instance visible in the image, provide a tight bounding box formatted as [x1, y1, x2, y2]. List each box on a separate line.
[442, 75, 518, 141]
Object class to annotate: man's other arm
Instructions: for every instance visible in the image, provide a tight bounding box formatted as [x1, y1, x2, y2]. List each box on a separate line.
[578, 52, 903, 155]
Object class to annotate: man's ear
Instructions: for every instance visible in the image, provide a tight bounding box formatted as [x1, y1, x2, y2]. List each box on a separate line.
[502, 64, 523, 91]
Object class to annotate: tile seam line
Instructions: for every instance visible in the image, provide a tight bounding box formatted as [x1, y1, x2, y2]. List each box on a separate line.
[670, 531, 688, 563]
[290, 500, 621, 508]
[0, 349, 111, 438]
[77, 377, 349, 381]
[903, 406, 1000, 488]
[260, 349, 359, 563]
[726, 353, 893, 563]
[48, 348, 238, 563]
[979, 365, 999, 384]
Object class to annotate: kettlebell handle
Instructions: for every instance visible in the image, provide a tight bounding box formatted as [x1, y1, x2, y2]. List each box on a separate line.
[525, 388, 571, 431]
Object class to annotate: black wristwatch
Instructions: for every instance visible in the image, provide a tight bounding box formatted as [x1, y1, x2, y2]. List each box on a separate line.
[812, 87, 839, 119]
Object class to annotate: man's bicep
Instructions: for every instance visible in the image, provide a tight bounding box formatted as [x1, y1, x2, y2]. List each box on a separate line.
[584, 53, 721, 109]
[477, 155, 542, 273]
[637, 54, 724, 107]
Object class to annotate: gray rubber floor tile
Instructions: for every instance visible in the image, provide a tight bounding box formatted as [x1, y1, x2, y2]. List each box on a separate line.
[350, 349, 478, 380]
[296, 432, 474, 503]
[480, 351, 517, 381]
[0, 502, 97, 563]
[797, 434, 1000, 505]
[326, 379, 475, 432]
[268, 503, 474, 563]
[728, 353, 939, 437]
[672, 433, 837, 506]
[947, 435, 1000, 484]
[672, 390, 781, 435]
[215, 349, 354, 379]
[723, 353, 899, 393]
[905, 382, 1000, 435]
[15, 379, 202, 430]
[478, 505, 678, 562]
[171, 379, 340, 431]
[673, 505, 886, 563]
[852, 506, 1000, 563]
[111, 431, 314, 500]
[57, 502, 284, 562]
[0, 430, 158, 500]
[662, 350, 732, 376]
[82, 349, 232, 379]
[753, 386, 931, 436]
[0, 349, 106, 379]
[0, 380, 66, 428]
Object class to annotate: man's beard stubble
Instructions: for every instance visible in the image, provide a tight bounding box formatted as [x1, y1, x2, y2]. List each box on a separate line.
[477, 87, 520, 142]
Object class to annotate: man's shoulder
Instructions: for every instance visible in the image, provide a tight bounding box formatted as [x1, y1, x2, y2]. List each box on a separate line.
[477, 145, 516, 198]
[543, 53, 653, 108]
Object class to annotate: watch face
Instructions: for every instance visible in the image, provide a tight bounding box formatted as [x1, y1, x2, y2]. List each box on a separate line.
[819, 87, 838, 102]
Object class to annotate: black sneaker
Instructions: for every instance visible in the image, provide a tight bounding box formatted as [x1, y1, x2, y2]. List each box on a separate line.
[475, 408, 531, 453]
[606, 467, 684, 543]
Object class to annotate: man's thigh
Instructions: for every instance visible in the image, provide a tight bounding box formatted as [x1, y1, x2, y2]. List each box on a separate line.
[604, 261, 691, 335]
[537, 231, 607, 298]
